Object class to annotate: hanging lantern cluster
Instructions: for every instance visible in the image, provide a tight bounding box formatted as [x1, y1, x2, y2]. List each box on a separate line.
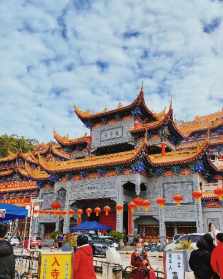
[128, 197, 151, 212]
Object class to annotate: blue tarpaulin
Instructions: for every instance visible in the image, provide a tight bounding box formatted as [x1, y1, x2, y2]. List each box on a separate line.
[71, 221, 111, 232]
[0, 203, 28, 221]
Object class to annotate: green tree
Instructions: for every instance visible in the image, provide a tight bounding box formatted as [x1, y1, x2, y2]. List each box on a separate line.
[0, 134, 38, 157]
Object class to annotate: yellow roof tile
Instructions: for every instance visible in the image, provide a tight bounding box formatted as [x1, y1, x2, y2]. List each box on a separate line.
[39, 141, 145, 173]
[148, 142, 208, 166]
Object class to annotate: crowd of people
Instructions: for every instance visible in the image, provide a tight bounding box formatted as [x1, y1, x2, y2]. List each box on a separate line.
[189, 232, 223, 279]
[1, 221, 223, 279]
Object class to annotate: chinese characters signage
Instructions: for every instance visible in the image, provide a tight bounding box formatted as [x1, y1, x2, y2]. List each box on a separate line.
[166, 251, 185, 279]
[40, 252, 72, 279]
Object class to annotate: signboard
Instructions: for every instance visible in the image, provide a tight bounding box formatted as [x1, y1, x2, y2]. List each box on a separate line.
[0, 209, 6, 218]
[40, 252, 72, 279]
[166, 251, 185, 279]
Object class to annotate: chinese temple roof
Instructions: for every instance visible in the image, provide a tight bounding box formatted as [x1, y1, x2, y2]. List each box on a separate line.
[0, 169, 14, 177]
[53, 131, 91, 147]
[129, 104, 184, 138]
[17, 163, 50, 180]
[147, 142, 208, 166]
[34, 142, 71, 160]
[178, 110, 223, 137]
[0, 181, 37, 193]
[0, 152, 17, 163]
[38, 141, 146, 173]
[177, 135, 223, 150]
[74, 89, 156, 125]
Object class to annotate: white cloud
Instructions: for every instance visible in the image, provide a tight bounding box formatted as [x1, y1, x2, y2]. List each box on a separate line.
[0, 0, 223, 141]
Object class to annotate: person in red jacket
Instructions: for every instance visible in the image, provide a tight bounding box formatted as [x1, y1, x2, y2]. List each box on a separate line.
[73, 234, 96, 279]
[211, 233, 223, 279]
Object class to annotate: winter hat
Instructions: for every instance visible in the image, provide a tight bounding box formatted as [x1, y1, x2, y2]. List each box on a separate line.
[77, 234, 89, 247]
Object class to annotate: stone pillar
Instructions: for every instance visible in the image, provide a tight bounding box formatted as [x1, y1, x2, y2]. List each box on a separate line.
[63, 199, 70, 234]
[159, 206, 166, 247]
[195, 201, 204, 233]
[116, 202, 124, 233]
[116, 178, 124, 233]
[196, 175, 204, 233]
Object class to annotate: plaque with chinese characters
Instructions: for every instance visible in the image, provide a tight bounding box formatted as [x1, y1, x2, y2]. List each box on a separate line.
[100, 127, 123, 142]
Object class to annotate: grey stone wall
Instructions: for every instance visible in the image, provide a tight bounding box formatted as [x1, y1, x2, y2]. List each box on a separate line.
[91, 118, 135, 149]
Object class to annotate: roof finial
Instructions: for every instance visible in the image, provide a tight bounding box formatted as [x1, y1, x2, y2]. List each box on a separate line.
[141, 80, 144, 92]
[170, 95, 173, 109]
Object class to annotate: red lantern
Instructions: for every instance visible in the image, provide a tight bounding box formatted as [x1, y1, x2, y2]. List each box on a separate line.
[86, 208, 92, 217]
[173, 194, 183, 206]
[94, 207, 101, 217]
[142, 200, 151, 211]
[156, 197, 166, 208]
[103, 206, 111, 216]
[69, 209, 75, 215]
[192, 191, 202, 202]
[51, 200, 61, 209]
[133, 197, 144, 207]
[214, 187, 223, 200]
[77, 209, 83, 218]
[128, 201, 136, 212]
[116, 204, 123, 214]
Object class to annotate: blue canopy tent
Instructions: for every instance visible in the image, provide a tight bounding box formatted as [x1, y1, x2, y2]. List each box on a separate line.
[71, 221, 111, 232]
[0, 203, 28, 221]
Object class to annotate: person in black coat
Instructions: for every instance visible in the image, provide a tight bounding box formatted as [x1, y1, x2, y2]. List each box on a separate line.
[0, 224, 15, 279]
[189, 237, 214, 279]
[203, 233, 220, 279]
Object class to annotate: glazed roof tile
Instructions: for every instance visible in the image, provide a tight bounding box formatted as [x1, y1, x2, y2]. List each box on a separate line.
[34, 142, 71, 159]
[130, 105, 184, 138]
[130, 105, 172, 133]
[178, 110, 223, 137]
[74, 89, 155, 122]
[0, 169, 14, 177]
[177, 135, 223, 150]
[38, 141, 146, 173]
[17, 163, 49, 180]
[53, 131, 91, 147]
[147, 142, 208, 166]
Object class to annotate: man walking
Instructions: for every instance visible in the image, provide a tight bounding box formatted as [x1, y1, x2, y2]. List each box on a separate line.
[0, 224, 15, 279]
[211, 233, 223, 279]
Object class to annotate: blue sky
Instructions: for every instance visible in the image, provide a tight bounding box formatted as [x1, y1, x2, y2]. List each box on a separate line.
[1, 0, 223, 142]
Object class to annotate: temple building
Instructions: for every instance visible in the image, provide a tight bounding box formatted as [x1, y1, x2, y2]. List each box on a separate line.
[0, 89, 223, 242]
